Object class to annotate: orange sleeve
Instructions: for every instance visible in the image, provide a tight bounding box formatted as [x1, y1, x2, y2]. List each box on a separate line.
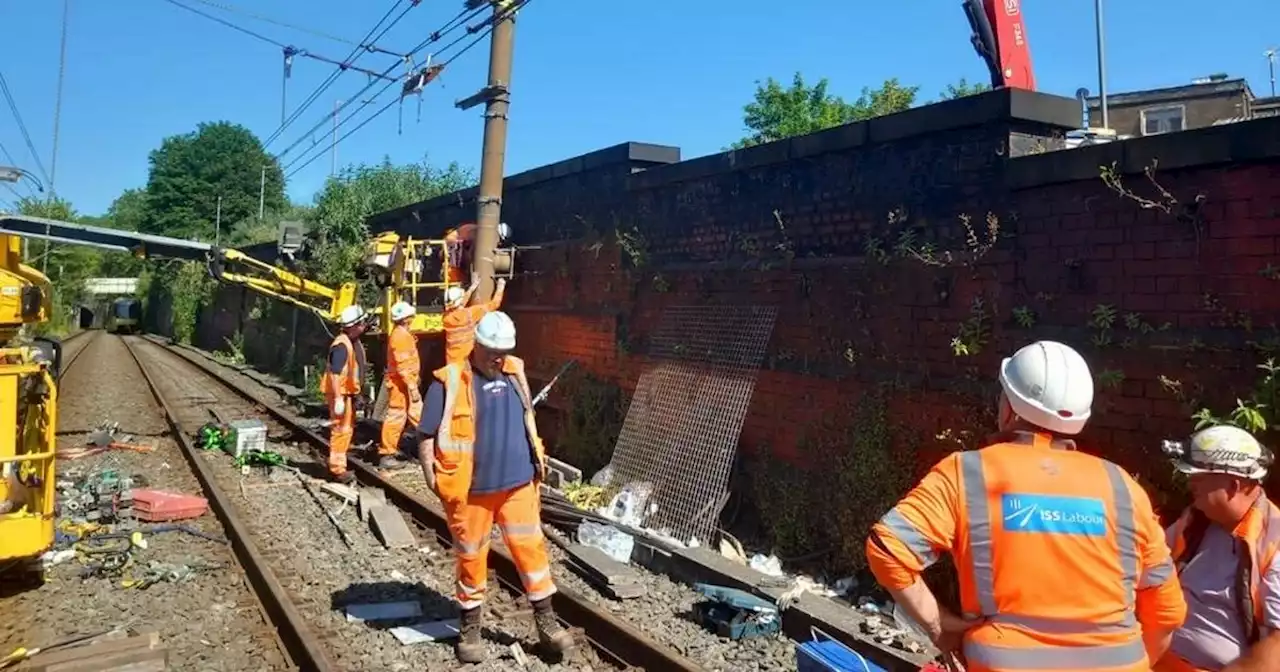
[485, 282, 505, 311]
[1128, 475, 1187, 632]
[866, 453, 962, 591]
[389, 331, 419, 388]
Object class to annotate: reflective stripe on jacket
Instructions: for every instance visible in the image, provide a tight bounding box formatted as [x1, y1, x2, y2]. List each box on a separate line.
[1169, 494, 1280, 645]
[321, 333, 362, 400]
[442, 283, 504, 364]
[431, 355, 545, 504]
[384, 324, 420, 392]
[867, 431, 1185, 671]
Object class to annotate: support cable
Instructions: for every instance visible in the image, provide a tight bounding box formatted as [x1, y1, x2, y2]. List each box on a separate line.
[0, 70, 51, 186]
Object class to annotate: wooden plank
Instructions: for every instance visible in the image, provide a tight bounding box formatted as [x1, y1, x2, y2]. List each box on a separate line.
[562, 543, 647, 600]
[45, 647, 167, 672]
[368, 504, 417, 549]
[18, 632, 162, 671]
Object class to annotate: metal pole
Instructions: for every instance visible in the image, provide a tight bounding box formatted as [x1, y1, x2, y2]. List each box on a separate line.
[1094, 0, 1109, 129]
[215, 195, 222, 245]
[468, 0, 517, 304]
[1267, 50, 1277, 97]
[50, 0, 70, 195]
[259, 165, 266, 218]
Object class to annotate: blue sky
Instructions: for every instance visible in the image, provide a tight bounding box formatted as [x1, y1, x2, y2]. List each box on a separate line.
[3, 0, 1278, 216]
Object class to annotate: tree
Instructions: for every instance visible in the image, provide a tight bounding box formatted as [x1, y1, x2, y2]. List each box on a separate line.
[732, 73, 919, 148]
[305, 157, 472, 283]
[939, 78, 992, 100]
[142, 121, 285, 241]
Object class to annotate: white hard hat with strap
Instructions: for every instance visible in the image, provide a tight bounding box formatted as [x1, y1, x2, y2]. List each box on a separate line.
[389, 301, 416, 322]
[475, 311, 516, 350]
[337, 304, 367, 327]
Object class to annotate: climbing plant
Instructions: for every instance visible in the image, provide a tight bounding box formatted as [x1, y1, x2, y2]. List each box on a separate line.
[553, 370, 629, 476]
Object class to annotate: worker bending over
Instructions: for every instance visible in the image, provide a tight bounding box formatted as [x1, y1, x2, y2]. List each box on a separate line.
[417, 310, 573, 663]
[866, 340, 1187, 671]
[322, 305, 370, 484]
[442, 276, 506, 365]
[377, 301, 422, 469]
[1155, 425, 1280, 672]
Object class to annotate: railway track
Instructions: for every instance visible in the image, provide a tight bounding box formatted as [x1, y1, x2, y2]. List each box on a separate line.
[118, 334, 703, 671]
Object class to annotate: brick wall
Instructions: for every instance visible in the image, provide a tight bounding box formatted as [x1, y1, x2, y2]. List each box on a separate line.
[197, 89, 1280, 526]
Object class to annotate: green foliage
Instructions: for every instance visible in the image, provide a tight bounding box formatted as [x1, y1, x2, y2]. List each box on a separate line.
[553, 370, 627, 477]
[937, 77, 992, 100]
[305, 157, 472, 284]
[143, 121, 285, 241]
[731, 73, 919, 148]
[1192, 359, 1280, 437]
[166, 261, 217, 344]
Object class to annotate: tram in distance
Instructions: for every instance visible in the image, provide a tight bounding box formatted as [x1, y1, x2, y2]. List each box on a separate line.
[104, 297, 143, 335]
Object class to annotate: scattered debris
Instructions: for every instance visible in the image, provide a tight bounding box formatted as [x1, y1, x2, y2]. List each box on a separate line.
[344, 601, 424, 623]
[388, 618, 460, 645]
[7, 630, 169, 671]
[749, 553, 783, 577]
[577, 520, 633, 564]
[560, 542, 647, 600]
[320, 482, 358, 505]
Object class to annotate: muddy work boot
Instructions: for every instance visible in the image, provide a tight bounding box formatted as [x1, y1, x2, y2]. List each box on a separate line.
[328, 470, 356, 485]
[456, 605, 486, 663]
[531, 597, 575, 654]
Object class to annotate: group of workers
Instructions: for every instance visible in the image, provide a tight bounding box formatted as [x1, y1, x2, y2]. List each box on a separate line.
[868, 340, 1280, 672]
[318, 273, 574, 664]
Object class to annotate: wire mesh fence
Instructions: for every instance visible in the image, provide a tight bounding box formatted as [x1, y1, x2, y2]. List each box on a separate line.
[606, 304, 778, 543]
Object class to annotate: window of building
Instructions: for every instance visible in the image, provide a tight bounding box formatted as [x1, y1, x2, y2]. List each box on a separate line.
[1141, 105, 1185, 135]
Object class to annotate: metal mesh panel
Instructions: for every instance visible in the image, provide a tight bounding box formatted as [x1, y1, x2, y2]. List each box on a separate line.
[607, 304, 779, 544]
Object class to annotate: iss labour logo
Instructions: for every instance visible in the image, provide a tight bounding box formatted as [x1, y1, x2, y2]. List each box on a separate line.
[1000, 494, 1108, 536]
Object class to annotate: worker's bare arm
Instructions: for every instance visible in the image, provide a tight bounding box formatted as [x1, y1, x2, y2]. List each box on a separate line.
[416, 381, 446, 491]
[1225, 555, 1280, 671]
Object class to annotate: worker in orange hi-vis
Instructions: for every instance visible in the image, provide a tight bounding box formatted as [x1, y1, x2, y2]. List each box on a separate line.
[866, 340, 1188, 672]
[1153, 425, 1280, 672]
[417, 311, 574, 664]
[442, 277, 506, 366]
[321, 305, 371, 484]
[441, 223, 475, 285]
[376, 301, 422, 469]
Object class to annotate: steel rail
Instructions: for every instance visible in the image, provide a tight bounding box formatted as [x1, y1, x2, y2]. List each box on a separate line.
[120, 336, 337, 672]
[146, 335, 706, 672]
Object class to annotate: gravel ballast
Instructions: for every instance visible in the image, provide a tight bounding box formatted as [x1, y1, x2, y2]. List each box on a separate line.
[0, 332, 287, 671]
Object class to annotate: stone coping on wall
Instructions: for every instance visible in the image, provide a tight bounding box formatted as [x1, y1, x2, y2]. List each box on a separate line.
[365, 141, 681, 231]
[626, 88, 1082, 190]
[1006, 114, 1280, 190]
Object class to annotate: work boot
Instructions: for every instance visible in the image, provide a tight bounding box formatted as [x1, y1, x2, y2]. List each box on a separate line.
[455, 605, 486, 664]
[329, 470, 356, 485]
[374, 453, 403, 470]
[531, 597, 574, 654]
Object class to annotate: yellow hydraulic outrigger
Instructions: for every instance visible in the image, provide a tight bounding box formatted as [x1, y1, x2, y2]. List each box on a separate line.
[0, 214, 520, 575]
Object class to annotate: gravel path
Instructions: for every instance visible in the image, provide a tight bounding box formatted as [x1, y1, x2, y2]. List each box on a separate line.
[130, 337, 618, 671]
[0, 332, 287, 672]
[154, 336, 803, 671]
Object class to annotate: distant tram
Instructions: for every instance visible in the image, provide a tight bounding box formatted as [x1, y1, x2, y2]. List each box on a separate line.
[105, 297, 143, 335]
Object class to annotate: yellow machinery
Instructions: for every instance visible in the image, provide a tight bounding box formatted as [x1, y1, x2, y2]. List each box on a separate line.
[0, 231, 60, 575]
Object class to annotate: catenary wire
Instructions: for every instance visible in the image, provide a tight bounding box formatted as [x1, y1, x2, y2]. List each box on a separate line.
[262, 0, 412, 149]
[0, 70, 51, 185]
[281, 4, 515, 180]
[160, 0, 404, 83]
[274, 3, 485, 168]
[185, 0, 406, 56]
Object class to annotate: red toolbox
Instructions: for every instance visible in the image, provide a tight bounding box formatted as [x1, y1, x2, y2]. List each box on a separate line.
[131, 489, 209, 522]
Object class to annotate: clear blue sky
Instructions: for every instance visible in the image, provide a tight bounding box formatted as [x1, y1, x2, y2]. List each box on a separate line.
[3, 0, 1278, 216]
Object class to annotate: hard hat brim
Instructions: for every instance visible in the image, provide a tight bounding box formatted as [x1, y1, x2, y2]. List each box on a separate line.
[1174, 458, 1268, 481]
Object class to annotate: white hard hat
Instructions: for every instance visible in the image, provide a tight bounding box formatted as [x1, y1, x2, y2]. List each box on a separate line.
[389, 301, 416, 322]
[444, 286, 466, 306]
[474, 311, 516, 351]
[498, 222, 512, 241]
[1174, 425, 1270, 481]
[998, 340, 1093, 435]
[337, 304, 367, 327]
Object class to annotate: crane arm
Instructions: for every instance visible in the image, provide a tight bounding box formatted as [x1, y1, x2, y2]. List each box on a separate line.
[962, 0, 1036, 92]
[0, 214, 354, 324]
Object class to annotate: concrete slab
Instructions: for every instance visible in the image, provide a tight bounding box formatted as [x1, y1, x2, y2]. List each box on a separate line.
[368, 504, 417, 549]
[389, 619, 461, 645]
[359, 488, 387, 522]
[562, 543, 647, 600]
[345, 601, 424, 622]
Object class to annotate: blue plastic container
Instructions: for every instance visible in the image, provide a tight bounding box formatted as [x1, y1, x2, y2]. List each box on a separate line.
[795, 632, 888, 672]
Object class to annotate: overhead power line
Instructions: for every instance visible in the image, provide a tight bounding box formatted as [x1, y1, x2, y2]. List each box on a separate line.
[185, 0, 406, 56]
[273, 4, 484, 165]
[0, 70, 51, 186]
[262, 0, 414, 149]
[283, 1, 528, 181]
[160, 0, 403, 82]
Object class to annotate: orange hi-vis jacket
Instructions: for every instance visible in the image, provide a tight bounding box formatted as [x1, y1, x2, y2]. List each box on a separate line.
[443, 224, 476, 285]
[385, 324, 421, 394]
[1168, 494, 1280, 646]
[321, 333, 363, 402]
[430, 356, 546, 504]
[866, 431, 1188, 672]
[442, 281, 505, 365]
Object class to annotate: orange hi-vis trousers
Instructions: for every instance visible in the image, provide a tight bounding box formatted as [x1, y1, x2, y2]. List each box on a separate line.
[444, 481, 556, 609]
[379, 385, 422, 456]
[327, 397, 355, 476]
